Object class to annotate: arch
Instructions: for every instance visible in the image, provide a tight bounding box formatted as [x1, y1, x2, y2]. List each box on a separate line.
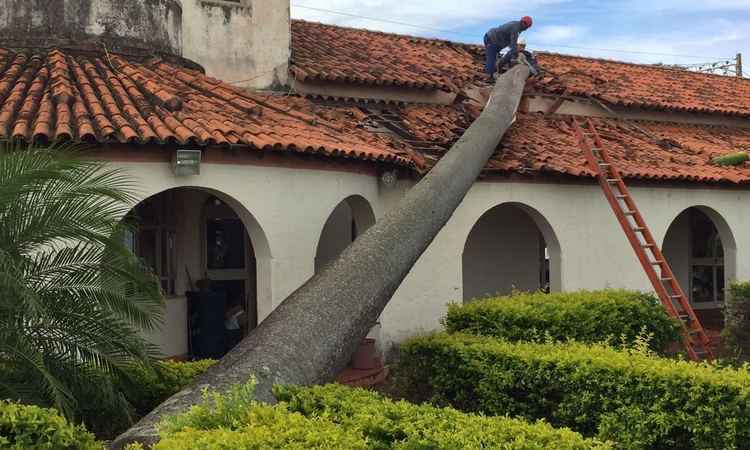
[314, 195, 376, 273]
[125, 186, 272, 359]
[662, 205, 737, 319]
[462, 202, 562, 302]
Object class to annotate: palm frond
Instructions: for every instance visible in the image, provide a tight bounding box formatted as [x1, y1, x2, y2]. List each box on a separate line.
[0, 141, 164, 426]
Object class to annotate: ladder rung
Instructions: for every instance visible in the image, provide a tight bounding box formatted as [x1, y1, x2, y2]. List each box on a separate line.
[660, 277, 673, 282]
[615, 194, 628, 199]
[633, 227, 646, 232]
[650, 260, 664, 265]
[606, 179, 619, 183]
[641, 243, 655, 248]
[624, 211, 637, 216]
[678, 314, 690, 321]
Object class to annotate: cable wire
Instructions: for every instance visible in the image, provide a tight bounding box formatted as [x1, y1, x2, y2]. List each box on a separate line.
[291, 3, 735, 61]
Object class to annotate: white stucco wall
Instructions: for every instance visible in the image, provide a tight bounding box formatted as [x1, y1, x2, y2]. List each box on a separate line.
[111, 159, 750, 358]
[181, 0, 290, 89]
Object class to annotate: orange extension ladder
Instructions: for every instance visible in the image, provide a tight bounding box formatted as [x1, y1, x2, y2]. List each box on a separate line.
[572, 118, 714, 361]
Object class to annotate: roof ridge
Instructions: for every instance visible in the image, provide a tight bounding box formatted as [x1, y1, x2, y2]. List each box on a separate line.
[291, 19, 477, 49]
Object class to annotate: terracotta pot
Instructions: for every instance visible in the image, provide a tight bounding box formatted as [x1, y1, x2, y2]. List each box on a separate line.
[351, 338, 381, 370]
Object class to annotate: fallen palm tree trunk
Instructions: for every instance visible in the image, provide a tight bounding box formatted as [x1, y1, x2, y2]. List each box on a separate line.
[112, 64, 530, 448]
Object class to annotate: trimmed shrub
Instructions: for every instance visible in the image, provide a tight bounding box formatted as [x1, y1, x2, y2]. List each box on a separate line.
[124, 359, 217, 414]
[151, 379, 609, 449]
[153, 379, 366, 449]
[400, 333, 750, 449]
[724, 282, 750, 360]
[154, 405, 367, 449]
[0, 400, 101, 449]
[447, 290, 681, 351]
[275, 384, 611, 449]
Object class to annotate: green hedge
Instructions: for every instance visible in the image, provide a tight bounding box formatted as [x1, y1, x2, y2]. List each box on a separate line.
[447, 290, 681, 351]
[0, 400, 100, 450]
[724, 282, 750, 360]
[124, 359, 217, 414]
[146, 380, 609, 449]
[400, 333, 750, 449]
[275, 384, 610, 449]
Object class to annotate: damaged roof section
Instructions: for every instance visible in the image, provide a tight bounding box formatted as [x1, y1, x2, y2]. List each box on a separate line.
[396, 107, 750, 184]
[0, 19, 749, 184]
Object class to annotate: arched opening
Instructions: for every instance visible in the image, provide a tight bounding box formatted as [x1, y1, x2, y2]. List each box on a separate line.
[662, 206, 737, 328]
[125, 187, 269, 360]
[462, 203, 562, 302]
[315, 195, 376, 273]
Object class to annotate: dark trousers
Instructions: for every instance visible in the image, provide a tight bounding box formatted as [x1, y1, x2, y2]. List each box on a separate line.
[484, 34, 516, 74]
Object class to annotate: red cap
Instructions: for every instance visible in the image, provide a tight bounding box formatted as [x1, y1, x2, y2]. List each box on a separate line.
[521, 16, 533, 28]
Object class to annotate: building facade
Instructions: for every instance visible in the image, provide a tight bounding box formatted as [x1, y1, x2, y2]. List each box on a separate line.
[0, 0, 748, 359]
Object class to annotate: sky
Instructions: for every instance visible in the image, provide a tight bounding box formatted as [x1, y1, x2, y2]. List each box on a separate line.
[291, 1, 750, 73]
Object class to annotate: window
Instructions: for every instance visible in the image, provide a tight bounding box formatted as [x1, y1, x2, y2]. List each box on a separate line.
[131, 192, 177, 296]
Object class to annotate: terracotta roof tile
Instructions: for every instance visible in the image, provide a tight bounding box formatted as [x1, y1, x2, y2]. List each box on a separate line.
[291, 21, 750, 117]
[291, 20, 485, 92]
[0, 48, 411, 167]
[533, 53, 750, 117]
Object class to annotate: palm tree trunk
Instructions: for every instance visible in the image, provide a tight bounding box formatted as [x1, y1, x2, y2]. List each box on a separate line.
[112, 64, 530, 448]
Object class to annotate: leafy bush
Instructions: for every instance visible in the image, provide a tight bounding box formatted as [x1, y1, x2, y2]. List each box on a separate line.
[724, 282, 750, 360]
[150, 380, 608, 449]
[153, 380, 367, 449]
[0, 400, 101, 449]
[400, 333, 750, 449]
[275, 384, 611, 449]
[447, 290, 681, 351]
[124, 359, 217, 413]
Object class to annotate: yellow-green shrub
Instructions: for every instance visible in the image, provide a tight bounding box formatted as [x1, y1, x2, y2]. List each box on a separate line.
[0, 400, 101, 449]
[275, 384, 611, 449]
[400, 333, 750, 449]
[448, 290, 680, 351]
[152, 380, 367, 449]
[151, 380, 609, 449]
[155, 406, 367, 449]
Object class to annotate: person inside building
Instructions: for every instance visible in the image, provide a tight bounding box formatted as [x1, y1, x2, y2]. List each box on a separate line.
[224, 302, 246, 353]
[484, 16, 533, 81]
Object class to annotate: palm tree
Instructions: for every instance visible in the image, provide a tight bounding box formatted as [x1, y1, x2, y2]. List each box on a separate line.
[114, 64, 531, 448]
[0, 142, 163, 426]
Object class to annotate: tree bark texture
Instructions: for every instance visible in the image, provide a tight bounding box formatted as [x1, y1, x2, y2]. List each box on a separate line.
[112, 64, 530, 448]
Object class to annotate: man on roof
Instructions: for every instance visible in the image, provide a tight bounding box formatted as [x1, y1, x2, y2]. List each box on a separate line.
[498, 37, 540, 76]
[484, 16, 533, 80]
